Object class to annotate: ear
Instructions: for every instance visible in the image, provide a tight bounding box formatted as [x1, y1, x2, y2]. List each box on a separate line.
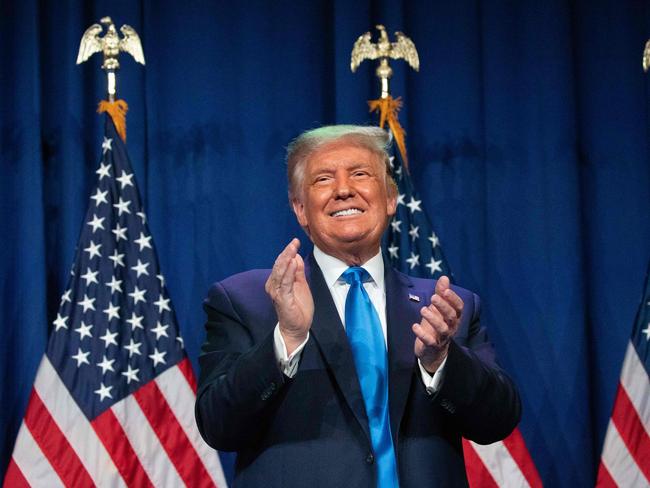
[386, 187, 397, 218]
[292, 197, 308, 228]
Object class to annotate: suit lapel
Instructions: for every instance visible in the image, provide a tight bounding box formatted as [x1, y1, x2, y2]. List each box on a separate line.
[385, 262, 421, 443]
[305, 255, 371, 442]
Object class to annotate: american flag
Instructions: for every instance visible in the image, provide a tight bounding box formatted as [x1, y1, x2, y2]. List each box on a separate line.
[3, 116, 226, 487]
[596, 262, 650, 487]
[384, 151, 451, 280]
[384, 145, 542, 488]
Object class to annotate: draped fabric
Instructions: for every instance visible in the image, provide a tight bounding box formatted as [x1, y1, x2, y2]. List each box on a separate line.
[1, 1, 649, 486]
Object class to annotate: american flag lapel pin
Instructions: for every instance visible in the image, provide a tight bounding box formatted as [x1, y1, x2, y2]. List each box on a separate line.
[408, 293, 420, 302]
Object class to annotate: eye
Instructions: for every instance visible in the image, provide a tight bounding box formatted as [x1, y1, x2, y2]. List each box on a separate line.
[352, 170, 370, 178]
[314, 175, 332, 184]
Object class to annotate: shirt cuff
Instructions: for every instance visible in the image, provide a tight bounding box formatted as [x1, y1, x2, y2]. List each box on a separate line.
[418, 356, 448, 395]
[273, 324, 309, 377]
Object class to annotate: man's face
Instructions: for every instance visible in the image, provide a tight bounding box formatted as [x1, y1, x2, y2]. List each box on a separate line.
[292, 140, 397, 262]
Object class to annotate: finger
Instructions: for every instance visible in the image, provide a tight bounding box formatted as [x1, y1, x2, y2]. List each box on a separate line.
[270, 239, 300, 280]
[420, 305, 449, 339]
[440, 288, 463, 315]
[294, 253, 307, 282]
[435, 275, 450, 296]
[266, 239, 300, 293]
[431, 294, 458, 325]
[412, 323, 439, 347]
[279, 256, 299, 293]
[413, 319, 449, 348]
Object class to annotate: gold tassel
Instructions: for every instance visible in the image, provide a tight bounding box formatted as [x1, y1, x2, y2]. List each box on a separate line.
[368, 95, 409, 172]
[97, 100, 128, 143]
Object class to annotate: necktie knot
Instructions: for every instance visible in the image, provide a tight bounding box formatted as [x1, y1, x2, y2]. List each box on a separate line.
[342, 266, 370, 285]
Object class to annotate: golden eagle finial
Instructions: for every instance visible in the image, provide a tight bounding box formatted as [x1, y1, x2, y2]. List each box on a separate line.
[643, 39, 650, 72]
[351, 25, 419, 98]
[77, 17, 145, 101]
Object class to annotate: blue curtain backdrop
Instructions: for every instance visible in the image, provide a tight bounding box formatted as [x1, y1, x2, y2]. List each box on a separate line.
[2, 1, 649, 486]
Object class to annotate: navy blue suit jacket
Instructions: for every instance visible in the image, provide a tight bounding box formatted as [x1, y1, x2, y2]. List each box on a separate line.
[196, 255, 521, 487]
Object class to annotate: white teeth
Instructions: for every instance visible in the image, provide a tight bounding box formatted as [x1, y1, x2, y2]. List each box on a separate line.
[332, 208, 362, 217]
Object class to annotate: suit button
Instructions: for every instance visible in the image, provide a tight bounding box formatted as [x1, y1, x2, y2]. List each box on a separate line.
[269, 382, 277, 391]
[366, 453, 374, 464]
[440, 398, 456, 413]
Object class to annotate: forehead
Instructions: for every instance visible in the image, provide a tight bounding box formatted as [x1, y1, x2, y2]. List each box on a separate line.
[305, 140, 381, 171]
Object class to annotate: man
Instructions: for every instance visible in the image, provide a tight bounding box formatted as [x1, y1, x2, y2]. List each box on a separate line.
[196, 125, 521, 487]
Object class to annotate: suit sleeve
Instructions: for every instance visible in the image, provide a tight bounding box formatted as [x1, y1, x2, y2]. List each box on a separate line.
[432, 292, 522, 444]
[194, 281, 287, 451]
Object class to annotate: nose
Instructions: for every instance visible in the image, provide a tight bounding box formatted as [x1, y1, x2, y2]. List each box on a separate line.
[334, 172, 354, 199]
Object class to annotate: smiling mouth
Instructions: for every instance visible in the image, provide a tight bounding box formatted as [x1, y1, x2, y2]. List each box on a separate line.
[330, 208, 364, 217]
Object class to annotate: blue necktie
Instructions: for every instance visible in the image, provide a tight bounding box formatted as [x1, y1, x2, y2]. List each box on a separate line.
[342, 267, 399, 488]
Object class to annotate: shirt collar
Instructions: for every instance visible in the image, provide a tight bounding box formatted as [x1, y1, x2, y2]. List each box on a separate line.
[313, 245, 385, 289]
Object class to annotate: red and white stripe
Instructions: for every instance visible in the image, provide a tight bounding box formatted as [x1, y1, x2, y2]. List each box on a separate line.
[463, 428, 542, 488]
[597, 341, 650, 487]
[3, 356, 226, 488]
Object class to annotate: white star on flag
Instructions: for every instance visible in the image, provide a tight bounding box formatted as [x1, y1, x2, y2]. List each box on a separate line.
[60, 289, 72, 305]
[126, 312, 144, 331]
[81, 267, 99, 286]
[405, 252, 420, 270]
[105, 276, 123, 294]
[87, 214, 105, 233]
[149, 348, 167, 367]
[131, 259, 150, 277]
[121, 365, 140, 384]
[157, 274, 165, 286]
[103, 303, 120, 321]
[390, 219, 402, 233]
[388, 244, 399, 259]
[409, 225, 420, 241]
[71, 348, 90, 367]
[77, 294, 96, 313]
[128, 286, 146, 304]
[124, 338, 142, 357]
[96, 355, 115, 375]
[53, 313, 68, 331]
[154, 295, 171, 313]
[137, 211, 147, 224]
[96, 162, 111, 180]
[112, 223, 128, 242]
[74, 321, 93, 340]
[108, 249, 125, 268]
[134, 232, 153, 251]
[426, 257, 443, 275]
[428, 232, 440, 248]
[113, 197, 131, 216]
[90, 188, 108, 206]
[99, 329, 118, 348]
[406, 196, 422, 213]
[101, 137, 112, 153]
[94, 382, 113, 401]
[397, 193, 405, 206]
[84, 240, 102, 259]
[642, 323, 650, 341]
[116, 170, 134, 189]
[151, 321, 169, 340]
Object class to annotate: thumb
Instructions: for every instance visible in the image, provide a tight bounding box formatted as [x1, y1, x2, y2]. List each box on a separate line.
[435, 275, 450, 295]
[295, 254, 307, 281]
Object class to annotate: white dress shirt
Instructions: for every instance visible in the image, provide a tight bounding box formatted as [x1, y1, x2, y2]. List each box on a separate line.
[273, 246, 447, 394]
